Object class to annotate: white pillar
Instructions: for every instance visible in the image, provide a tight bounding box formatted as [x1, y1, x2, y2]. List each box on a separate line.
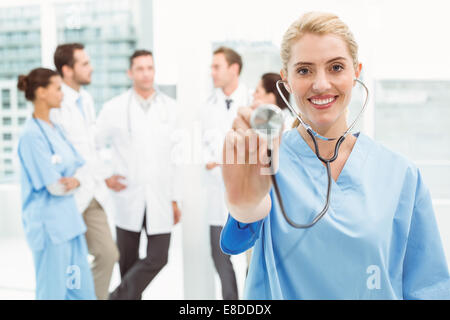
[40, 1, 57, 69]
[153, 0, 216, 298]
[177, 27, 216, 301]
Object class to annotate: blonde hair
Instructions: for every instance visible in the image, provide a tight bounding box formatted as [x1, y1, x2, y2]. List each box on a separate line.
[280, 12, 359, 128]
[281, 11, 359, 73]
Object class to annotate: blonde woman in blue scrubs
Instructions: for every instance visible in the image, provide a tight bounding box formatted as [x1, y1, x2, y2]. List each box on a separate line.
[17, 68, 96, 300]
[221, 12, 450, 299]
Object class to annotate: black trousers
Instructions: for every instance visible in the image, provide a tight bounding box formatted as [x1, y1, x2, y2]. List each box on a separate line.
[210, 225, 238, 300]
[110, 214, 171, 300]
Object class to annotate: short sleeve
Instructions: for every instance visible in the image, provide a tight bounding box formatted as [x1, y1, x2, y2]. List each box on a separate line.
[402, 170, 450, 299]
[18, 133, 62, 191]
[220, 214, 264, 255]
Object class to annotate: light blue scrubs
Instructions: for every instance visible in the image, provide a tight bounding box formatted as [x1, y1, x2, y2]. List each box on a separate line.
[18, 118, 96, 300]
[221, 129, 450, 299]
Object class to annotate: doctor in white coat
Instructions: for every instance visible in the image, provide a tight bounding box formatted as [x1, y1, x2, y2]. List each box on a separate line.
[50, 43, 119, 300]
[96, 50, 182, 300]
[201, 47, 252, 300]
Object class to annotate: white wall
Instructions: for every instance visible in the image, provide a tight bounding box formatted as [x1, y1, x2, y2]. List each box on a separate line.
[0, 184, 24, 238]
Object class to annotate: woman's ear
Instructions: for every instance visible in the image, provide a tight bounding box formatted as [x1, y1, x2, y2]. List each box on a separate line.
[354, 62, 362, 80]
[280, 69, 292, 94]
[35, 86, 46, 101]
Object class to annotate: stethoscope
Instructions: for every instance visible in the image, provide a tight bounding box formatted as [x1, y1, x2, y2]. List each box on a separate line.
[32, 115, 78, 165]
[125, 89, 168, 137]
[250, 78, 369, 228]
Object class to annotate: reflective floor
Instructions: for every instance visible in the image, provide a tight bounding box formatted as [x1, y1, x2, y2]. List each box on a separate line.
[1, 208, 448, 300]
[0, 225, 248, 300]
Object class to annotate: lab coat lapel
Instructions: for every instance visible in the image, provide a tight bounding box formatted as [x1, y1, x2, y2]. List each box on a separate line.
[128, 93, 150, 184]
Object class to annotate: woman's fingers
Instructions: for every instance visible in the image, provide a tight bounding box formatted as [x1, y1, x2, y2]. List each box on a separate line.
[236, 106, 253, 124]
[225, 105, 282, 168]
[232, 113, 250, 131]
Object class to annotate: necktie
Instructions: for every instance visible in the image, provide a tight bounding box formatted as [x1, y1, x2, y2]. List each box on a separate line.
[76, 96, 85, 119]
[225, 98, 233, 110]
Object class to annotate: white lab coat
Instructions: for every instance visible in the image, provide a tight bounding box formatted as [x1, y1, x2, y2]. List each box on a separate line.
[50, 83, 110, 215]
[96, 89, 181, 235]
[201, 83, 252, 226]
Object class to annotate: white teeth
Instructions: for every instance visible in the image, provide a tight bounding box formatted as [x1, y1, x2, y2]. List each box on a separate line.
[310, 97, 335, 105]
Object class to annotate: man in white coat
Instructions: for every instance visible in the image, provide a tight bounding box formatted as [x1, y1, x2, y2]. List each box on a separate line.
[50, 43, 119, 300]
[201, 47, 252, 300]
[96, 50, 182, 300]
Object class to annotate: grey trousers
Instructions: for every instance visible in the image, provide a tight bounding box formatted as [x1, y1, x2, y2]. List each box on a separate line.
[210, 225, 238, 300]
[109, 215, 171, 300]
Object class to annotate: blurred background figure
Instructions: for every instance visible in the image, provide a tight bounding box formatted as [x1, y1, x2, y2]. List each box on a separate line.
[0, 0, 449, 300]
[51, 43, 119, 300]
[96, 50, 182, 300]
[253, 72, 294, 131]
[201, 46, 252, 300]
[16, 67, 95, 300]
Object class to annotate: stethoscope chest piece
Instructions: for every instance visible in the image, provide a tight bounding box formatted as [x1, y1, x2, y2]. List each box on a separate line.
[249, 79, 369, 229]
[51, 154, 62, 165]
[250, 104, 284, 149]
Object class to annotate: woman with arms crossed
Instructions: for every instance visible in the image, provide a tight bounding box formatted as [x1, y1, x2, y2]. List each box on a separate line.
[17, 68, 95, 300]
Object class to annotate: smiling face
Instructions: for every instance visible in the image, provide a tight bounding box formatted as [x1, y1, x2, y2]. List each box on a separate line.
[283, 33, 361, 133]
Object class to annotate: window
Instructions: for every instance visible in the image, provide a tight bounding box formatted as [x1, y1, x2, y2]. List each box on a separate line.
[2, 100, 11, 110]
[2, 117, 12, 125]
[1, 89, 10, 99]
[18, 117, 26, 125]
[2, 133, 12, 141]
[18, 101, 27, 109]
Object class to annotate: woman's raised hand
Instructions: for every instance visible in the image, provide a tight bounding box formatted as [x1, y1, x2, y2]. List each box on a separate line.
[221, 103, 282, 223]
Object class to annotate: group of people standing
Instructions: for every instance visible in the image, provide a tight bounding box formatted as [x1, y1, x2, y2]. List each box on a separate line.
[17, 42, 290, 300]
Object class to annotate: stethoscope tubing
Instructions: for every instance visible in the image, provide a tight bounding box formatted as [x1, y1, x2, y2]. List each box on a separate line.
[269, 78, 369, 228]
[32, 115, 77, 158]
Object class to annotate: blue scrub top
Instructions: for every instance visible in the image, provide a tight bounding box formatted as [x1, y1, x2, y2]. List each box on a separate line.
[221, 129, 450, 299]
[18, 118, 87, 252]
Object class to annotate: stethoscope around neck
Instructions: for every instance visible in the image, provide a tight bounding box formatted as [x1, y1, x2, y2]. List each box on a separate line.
[126, 89, 168, 138]
[32, 115, 78, 165]
[249, 78, 369, 228]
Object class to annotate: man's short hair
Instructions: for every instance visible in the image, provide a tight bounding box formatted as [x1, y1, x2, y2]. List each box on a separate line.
[129, 49, 153, 68]
[213, 46, 243, 75]
[54, 43, 85, 76]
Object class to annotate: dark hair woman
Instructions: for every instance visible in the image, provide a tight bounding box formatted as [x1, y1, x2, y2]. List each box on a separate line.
[252, 72, 295, 130]
[17, 68, 95, 300]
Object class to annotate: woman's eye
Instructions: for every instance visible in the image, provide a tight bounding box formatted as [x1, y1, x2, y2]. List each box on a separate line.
[331, 64, 344, 72]
[297, 68, 309, 75]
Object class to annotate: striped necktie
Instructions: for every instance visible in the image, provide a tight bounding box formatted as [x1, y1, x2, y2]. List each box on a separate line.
[225, 98, 233, 110]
